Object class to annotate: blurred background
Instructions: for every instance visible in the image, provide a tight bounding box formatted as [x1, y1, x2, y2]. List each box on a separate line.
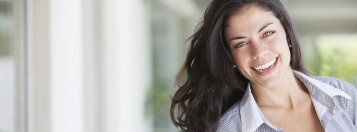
[0, 0, 356, 132]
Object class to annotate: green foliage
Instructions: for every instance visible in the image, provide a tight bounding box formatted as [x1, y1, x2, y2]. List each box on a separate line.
[0, 7, 13, 57]
[304, 35, 357, 86]
[0, 30, 11, 56]
[145, 74, 173, 132]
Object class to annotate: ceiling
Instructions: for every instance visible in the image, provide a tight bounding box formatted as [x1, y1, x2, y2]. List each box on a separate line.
[286, 0, 357, 34]
[192, 0, 357, 35]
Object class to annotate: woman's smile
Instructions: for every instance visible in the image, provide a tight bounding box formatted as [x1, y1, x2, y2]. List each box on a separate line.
[251, 57, 278, 75]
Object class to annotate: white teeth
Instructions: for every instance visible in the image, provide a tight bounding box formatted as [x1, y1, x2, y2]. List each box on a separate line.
[253, 58, 276, 71]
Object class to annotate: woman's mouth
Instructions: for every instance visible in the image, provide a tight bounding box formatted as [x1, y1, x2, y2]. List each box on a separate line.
[251, 57, 278, 75]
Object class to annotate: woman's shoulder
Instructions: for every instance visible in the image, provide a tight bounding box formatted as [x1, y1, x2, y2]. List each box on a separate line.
[312, 76, 357, 111]
[217, 101, 242, 132]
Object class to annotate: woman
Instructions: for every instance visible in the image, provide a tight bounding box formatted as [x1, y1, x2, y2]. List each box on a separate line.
[170, 0, 357, 132]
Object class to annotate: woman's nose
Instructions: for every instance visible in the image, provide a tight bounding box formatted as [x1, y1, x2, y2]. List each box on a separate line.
[250, 41, 266, 60]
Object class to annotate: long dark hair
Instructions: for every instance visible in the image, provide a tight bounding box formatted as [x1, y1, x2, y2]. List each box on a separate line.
[170, 0, 306, 131]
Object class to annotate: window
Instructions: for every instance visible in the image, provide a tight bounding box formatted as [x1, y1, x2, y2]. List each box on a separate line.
[0, 1, 15, 132]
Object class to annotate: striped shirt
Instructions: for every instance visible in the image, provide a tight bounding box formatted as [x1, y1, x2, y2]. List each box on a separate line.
[217, 71, 357, 132]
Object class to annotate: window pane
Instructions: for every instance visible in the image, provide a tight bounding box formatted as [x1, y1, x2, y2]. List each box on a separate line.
[0, 1, 15, 132]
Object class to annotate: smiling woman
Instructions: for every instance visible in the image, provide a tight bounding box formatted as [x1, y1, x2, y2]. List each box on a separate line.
[224, 6, 292, 86]
[170, 0, 357, 132]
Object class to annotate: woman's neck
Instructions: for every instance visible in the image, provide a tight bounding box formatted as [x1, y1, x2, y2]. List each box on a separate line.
[251, 70, 310, 110]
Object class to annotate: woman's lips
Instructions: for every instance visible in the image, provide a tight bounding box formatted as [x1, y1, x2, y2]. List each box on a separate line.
[251, 57, 278, 75]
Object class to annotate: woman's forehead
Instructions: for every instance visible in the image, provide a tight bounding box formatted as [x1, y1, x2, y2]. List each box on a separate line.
[225, 6, 278, 30]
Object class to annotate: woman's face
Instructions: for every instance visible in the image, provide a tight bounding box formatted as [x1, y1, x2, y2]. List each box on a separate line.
[224, 5, 292, 88]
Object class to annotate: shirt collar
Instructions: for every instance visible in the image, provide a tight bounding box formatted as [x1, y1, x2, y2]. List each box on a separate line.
[239, 70, 351, 131]
[240, 86, 262, 131]
[293, 70, 352, 126]
[293, 71, 351, 100]
[240, 84, 282, 132]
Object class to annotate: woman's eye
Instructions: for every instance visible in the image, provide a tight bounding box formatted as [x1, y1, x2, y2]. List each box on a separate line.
[233, 42, 248, 49]
[263, 30, 276, 38]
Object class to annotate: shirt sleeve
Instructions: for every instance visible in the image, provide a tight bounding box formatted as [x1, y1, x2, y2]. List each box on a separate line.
[332, 78, 357, 127]
[342, 80, 357, 127]
[313, 76, 357, 126]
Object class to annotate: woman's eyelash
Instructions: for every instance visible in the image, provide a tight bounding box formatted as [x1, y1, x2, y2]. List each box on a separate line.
[234, 42, 248, 49]
[232, 31, 275, 49]
[263, 30, 276, 37]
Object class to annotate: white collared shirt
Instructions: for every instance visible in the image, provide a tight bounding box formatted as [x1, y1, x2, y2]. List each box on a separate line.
[217, 71, 357, 132]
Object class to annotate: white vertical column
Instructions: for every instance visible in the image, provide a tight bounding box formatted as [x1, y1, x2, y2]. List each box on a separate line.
[26, 0, 52, 132]
[101, 0, 118, 132]
[116, 0, 151, 132]
[13, 0, 28, 131]
[83, 0, 102, 132]
[49, 0, 83, 132]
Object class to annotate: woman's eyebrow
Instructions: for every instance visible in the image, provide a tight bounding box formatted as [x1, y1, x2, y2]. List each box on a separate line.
[257, 22, 274, 33]
[228, 22, 274, 42]
[229, 36, 246, 42]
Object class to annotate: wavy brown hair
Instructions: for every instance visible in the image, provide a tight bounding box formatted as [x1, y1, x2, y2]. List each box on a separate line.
[170, 0, 306, 131]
